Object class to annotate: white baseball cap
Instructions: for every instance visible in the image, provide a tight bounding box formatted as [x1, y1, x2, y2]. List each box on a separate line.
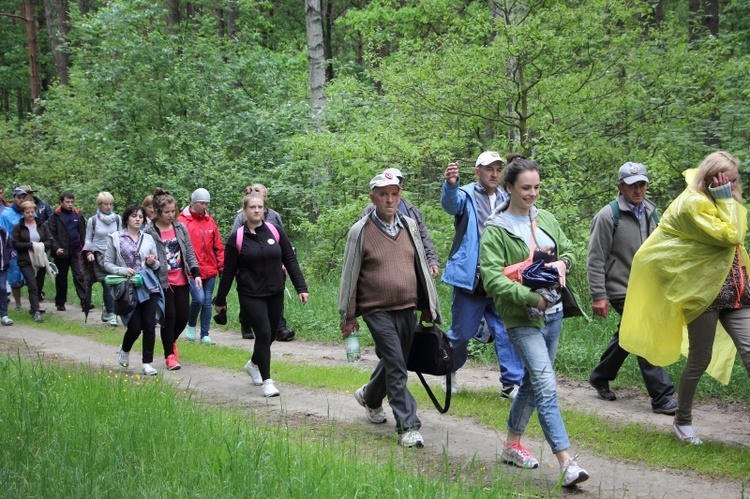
[475, 151, 505, 167]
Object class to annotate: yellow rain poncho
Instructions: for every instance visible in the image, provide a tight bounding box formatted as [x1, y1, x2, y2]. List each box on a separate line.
[620, 169, 746, 384]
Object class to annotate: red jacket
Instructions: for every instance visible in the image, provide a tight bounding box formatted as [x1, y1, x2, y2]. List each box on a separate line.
[178, 206, 225, 278]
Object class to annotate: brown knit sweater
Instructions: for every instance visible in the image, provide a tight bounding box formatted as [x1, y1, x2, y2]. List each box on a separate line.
[349, 220, 418, 318]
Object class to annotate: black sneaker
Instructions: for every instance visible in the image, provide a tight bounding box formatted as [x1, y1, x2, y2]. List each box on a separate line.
[56, 304, 66, 311]
[276, 326, 295, 342]
[241, 325, 255, 340]
[589, 378, 616, 401]
[653, 398, 677, 415]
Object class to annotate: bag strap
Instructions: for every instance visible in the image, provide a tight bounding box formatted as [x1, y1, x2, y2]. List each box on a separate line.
[266, 222, 280, 243]
[235, 227, 244, 253]
[609, 199, 621, 234]
[415, 372, 451, 414]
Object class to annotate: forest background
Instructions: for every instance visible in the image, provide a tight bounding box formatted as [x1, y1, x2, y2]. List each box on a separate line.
[2, 0, 750, 293]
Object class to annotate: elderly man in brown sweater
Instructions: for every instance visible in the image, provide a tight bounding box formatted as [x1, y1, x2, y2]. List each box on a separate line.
[338, 171, 442, 448]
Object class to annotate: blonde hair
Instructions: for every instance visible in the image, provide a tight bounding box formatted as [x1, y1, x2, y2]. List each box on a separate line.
[96, 191, 114, 206]
[142, 195, 153, 208]
[20, 200, 36, 212]
[690, 151, 742, 203]
[242, 192, 265, 210]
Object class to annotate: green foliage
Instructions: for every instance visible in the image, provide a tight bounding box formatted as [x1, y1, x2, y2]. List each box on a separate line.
[298, 198, 366, 280]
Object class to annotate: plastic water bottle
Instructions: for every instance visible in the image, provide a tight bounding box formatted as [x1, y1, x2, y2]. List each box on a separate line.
[344, 330, 361, 362]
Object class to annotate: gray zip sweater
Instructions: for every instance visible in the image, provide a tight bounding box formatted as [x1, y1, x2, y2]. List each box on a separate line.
[586, 194, 658, 302]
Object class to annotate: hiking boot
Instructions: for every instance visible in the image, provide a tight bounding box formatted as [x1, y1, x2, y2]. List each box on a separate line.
[33, 311, 43, 323]
[142, 364, 158, 376]
[241, 325, 255, 340]
[561, 456, 589, 487]
[502, 441, 539, 469]
[672, 422, 703, 445]
[56, 304, 66, 311]
[441, 371, 459, 394]
[501, 384, 520, 400]
[653, 398, 677, 415]
[398, 430, 424, 448]
[262, 379, 280, 397]
[353, 384, 387, 424]
[276, 327, 295, 342]
[185, 325, 196, 341]
[117, 346, 130, 367]
[1, 316, 13, 326]
[244, 360, 263, 385]
[200, 335, 216, 345]
[165, 354, 181, 371]
[589, 377, 616, 401]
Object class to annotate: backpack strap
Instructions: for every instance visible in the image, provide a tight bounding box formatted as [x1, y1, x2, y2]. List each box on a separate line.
[609, 199, 621, 234]
[610, 199, 659, 235]
[266, 222, 280, 243]
[235, 227, 244, 253]
[235, 223, 279, 255]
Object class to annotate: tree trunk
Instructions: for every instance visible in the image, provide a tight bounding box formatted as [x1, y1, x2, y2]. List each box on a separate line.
[42, 0, 70, 85]
[306, 0, 326, 129]
[78, 0, 90, 15]
[167, 0, 181, 25]
[24, 0, 42, 113]
[323, 0, 333, 81]
[226, 1, 238, 37]
[689, 0, 718, 41]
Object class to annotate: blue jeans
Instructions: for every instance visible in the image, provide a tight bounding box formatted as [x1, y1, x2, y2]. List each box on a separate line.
[0, 270, 8, 317]
[188, 276, 216, 337]
[506, 310, 570, 454]
[102, 281, 115, 314]
[447, 289, 524, 386]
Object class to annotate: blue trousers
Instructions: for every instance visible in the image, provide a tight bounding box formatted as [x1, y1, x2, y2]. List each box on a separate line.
[447, 288, 524, 386]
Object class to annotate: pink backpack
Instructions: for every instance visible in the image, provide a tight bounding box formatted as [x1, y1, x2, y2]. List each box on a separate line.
[235, 222, 280, 253]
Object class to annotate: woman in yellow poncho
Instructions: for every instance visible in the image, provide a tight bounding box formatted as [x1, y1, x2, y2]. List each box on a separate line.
[620, 151, 750, 446]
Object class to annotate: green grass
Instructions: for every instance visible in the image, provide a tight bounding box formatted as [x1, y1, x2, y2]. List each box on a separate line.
[0, 354, 541, 498]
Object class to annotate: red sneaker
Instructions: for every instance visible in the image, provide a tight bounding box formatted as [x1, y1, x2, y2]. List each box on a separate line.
[172, 342, 179, 362]
[165, 354, 181, 371]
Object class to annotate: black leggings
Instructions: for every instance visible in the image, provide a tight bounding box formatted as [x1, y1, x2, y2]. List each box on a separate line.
[240, 292, 284, 380]
[19, 265, 44, 313]
[162, 285, 190, 357]
[122, 293, 159, 364]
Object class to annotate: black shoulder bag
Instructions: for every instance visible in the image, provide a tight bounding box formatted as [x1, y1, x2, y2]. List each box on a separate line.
[407, 322, 452, 413]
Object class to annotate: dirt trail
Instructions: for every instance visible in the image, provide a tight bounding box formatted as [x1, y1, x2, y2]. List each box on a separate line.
[2, 312, 748, 498]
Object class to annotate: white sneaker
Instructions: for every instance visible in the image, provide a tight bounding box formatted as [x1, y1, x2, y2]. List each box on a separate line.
[441, 371, 459, 394]
[117, 345, 129, 367]
[501, 384, 520, 400]
[262, 379, 280, 397]
[109, 316, 118, 327]
[244, 360, 263, 386]
[672, 422, 703, 445]
[561, 456, 589, 488]
[1, 316, 13, 326]
[501, 441, 539, 469]
[353, 384, 387, 424]
[142, 364, 158, 376]
[185, 325, 196, 341]
[398, 430, 425, 448]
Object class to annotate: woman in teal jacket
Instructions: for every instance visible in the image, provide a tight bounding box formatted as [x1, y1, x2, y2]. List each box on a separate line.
[480, 157, 588, 488]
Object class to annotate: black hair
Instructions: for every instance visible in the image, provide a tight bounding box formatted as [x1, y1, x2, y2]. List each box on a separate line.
[59, 191, 75, 203]
[503, 156, 541, 188]
[122, 204, 145, 226]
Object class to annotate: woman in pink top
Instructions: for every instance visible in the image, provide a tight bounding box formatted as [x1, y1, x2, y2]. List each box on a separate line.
[143, 188, 201, 371]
